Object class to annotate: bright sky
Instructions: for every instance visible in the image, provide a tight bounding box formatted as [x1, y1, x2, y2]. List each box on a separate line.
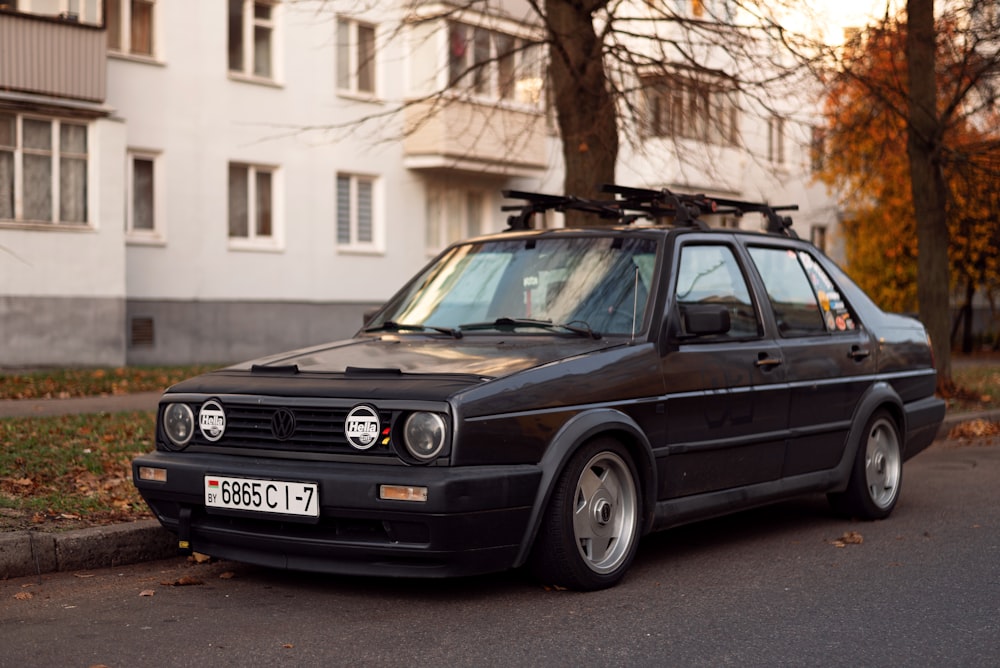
[793, 0, 905, 44]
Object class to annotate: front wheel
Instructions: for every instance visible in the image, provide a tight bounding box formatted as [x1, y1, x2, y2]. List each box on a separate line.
[529, 439, 641, 591]
[829, 410, 903, 520]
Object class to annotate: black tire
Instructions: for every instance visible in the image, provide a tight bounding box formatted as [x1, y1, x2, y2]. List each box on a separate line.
[529, 438, 641, 591]
[829, 410, 903, 520]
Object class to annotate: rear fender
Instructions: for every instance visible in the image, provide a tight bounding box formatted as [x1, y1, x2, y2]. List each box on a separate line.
[829, 381, 904, 492]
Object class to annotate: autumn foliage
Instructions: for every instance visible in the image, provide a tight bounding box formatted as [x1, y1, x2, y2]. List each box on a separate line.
[815, 18, 1000, 325]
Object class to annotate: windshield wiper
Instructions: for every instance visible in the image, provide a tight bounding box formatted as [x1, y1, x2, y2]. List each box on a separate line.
[458, 317, 601, 339]
[364, 321, 462, 338]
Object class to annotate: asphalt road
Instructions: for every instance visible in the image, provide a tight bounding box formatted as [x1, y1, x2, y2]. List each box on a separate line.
[3, 440, 998, 668]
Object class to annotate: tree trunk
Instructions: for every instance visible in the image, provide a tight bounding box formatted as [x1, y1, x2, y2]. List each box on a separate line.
[546, 0, 617, 227]
[905, 0, 952, 390]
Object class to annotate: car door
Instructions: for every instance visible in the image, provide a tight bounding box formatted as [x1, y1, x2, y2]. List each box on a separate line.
[657, 240, 790, 499]
[745, 245, 878, 475]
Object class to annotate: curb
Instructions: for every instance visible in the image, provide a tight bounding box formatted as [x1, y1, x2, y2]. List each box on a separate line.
[1, 519, 176, 580]
[2, 408, 998, 581]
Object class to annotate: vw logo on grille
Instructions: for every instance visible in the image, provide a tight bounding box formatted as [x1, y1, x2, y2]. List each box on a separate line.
[270, 407, 297, 441]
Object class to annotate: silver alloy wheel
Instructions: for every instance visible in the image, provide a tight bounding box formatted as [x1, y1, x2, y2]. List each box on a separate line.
[865, 416, 902, 509]
[572, 451, 638, 574]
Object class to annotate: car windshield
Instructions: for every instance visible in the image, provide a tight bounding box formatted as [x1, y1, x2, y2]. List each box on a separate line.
[368, 236, 659, 336]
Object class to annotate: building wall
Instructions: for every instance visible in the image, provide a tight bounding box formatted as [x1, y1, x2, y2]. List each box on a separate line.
[124, 299, 380, 366]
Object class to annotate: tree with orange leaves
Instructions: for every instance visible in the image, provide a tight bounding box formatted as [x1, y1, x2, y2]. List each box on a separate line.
[815, 10, 1000, 372]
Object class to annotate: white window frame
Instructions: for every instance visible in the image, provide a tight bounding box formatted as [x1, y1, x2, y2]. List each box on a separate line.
[126, 149, 164, 243]
[228, 162, 282, 251]
[425, 185, 488, 255]
[336, 173, 382, 253]
[336, 17, 377, 98]
[229, 0, 279, 82]
[106, 0, 157, 59]
[0, 113, 91, 227]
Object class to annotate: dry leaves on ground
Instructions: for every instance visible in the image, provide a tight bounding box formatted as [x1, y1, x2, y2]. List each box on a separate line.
[831, 531, 864, 548]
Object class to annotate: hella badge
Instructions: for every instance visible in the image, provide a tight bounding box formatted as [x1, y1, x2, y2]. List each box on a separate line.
[345, 405, 380, 450]
[199, 400, 227, 442]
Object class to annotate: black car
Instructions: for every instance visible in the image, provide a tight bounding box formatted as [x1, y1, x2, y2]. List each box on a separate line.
[132, 185, 945, 590]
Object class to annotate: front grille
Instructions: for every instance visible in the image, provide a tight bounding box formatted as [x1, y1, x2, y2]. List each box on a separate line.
[183, 402, 395, 456]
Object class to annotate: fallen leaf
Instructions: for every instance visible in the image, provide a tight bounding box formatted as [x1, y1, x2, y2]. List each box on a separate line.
[188, 552, 212, 564]
[13, 477, 33, 487]
[14, 592, 33, 600]
[139, 589, 155, 597]
[73, 572, 95, 578]
[831, 531, 864, 547]
[282, 644, 294, 649]
[60, 513, 80, 520]
[219, 571, 235, 580]
[161, 576, 204, 587]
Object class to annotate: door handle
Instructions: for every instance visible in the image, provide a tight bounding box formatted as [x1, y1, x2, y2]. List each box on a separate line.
[755, 353, 782, 369]
[848, 345, 871, 361]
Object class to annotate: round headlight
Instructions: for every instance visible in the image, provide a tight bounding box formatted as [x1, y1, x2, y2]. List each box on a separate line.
[402, 412, 447, 462]
[162, 402, 195, 448]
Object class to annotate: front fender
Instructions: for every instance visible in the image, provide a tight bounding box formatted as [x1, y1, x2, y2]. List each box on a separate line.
[512, 408, 657, 567]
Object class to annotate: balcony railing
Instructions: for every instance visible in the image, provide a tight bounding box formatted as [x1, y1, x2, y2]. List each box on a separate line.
[0, 11, 106, 103]
[403, 99, 547, 175]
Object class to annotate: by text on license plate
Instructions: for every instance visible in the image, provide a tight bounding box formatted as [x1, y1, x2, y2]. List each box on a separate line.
[204, 476, 319, 517]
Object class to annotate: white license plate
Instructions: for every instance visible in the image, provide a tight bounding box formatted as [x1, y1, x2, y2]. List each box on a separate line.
[204, 476, 319, 517]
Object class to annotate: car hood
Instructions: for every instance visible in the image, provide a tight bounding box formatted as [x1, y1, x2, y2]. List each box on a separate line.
[165, 335, 628, 401]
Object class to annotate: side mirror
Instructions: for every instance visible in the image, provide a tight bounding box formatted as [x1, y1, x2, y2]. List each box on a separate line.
[681, 304, 731, 337]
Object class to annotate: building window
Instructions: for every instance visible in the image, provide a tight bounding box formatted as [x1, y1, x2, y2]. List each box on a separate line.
[7, 0, 103, 25]
[642, 74, 739, 146]
[229, 0, 276, 79]
[810, 225, 828, 252]
[0, 113, 88, 225]
[337, 18, 376, 95]
[448, 22, 543, 106]
[768, 116, 786, 164]
[127, 151, 160, 239]
[229, 163, 275, 244]
[106, 0, 155, 56]
[336, 173, 378, 250]
[810, 126, 826, 173]
[425, 186, 485, 253]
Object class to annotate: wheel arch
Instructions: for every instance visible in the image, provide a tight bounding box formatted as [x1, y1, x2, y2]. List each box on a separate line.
[511, 408, 657, 568]
[831, 381, 905, 492]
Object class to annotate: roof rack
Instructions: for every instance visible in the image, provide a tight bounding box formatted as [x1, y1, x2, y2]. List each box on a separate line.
[501, 185, 799, 238]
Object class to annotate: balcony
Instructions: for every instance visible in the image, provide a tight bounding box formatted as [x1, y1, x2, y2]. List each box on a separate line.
[0, 10, 106, 104]
[403, 99, 548, 176]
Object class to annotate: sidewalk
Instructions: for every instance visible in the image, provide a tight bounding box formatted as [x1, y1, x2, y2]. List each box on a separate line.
[2, 391, 998, 580]
[0, 391, 161, 418]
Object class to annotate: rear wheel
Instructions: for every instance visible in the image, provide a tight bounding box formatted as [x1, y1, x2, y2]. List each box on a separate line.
[529, 438, 640, 591]
[829, 410, 902, 520]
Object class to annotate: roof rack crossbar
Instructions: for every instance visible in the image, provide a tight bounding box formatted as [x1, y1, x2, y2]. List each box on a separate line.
[500, 186, 799, 238]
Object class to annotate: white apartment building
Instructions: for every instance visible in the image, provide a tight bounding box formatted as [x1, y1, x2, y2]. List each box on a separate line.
[0, 0, 838, 367]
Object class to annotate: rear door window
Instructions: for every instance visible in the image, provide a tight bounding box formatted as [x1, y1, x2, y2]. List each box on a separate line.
[748, 247, 858, 337]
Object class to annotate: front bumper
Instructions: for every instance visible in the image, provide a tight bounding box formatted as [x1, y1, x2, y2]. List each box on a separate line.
[132, 451, 542, 579]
